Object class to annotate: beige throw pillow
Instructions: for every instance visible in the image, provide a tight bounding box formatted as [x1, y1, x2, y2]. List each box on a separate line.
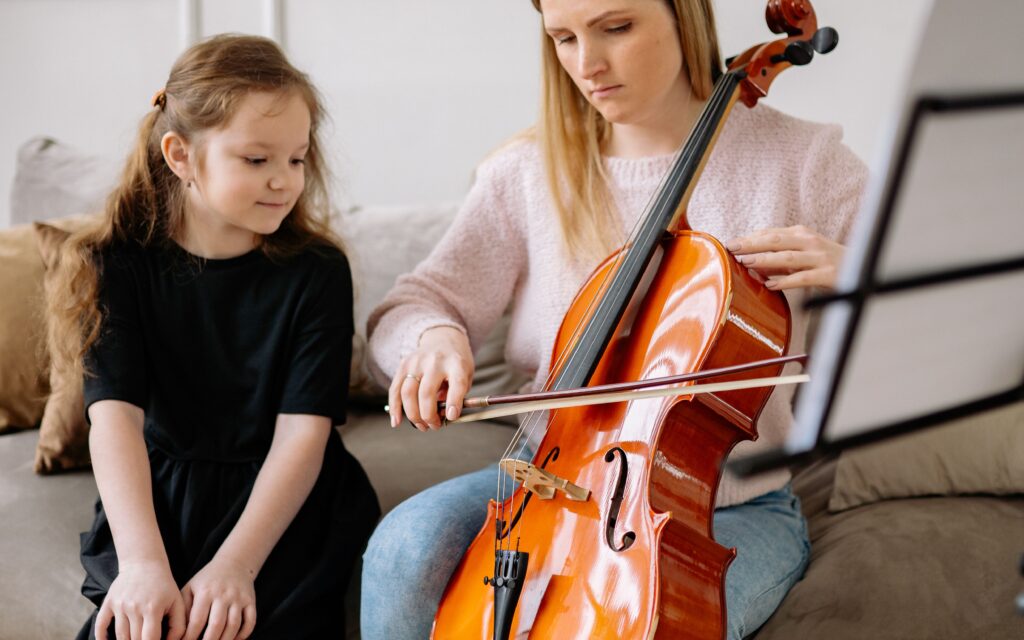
[0, 224, 51, 432]
[828, 401, 1024, 512]
[1, 135, 115, 435]
[33, 222, 91, 473]
[0, 215, 97, 435]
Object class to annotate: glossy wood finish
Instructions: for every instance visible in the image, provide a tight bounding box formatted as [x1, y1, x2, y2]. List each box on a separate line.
[732, 0, 821, 108]
[431, 4, 823, 636]
[431, 232, 790, 639]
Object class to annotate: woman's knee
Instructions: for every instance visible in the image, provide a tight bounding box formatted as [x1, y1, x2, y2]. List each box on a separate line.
[362, 503, 425, 579]
[362, 473, 492, 583]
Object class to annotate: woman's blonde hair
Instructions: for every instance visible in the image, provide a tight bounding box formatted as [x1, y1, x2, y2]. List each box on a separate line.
[529, 0, 722, 259]
[49, 34, 342, 381]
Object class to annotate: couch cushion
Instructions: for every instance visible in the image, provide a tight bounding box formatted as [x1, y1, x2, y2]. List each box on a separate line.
[32, 222, 91, 473]
[0, 224, 49, 432]
[337, 204, 528, 405]
[829, 401, 1024, 512]
[0, 215, 98, 437]
[0, 429, 96, 638]
[340, 410, 515, 515]
[10, 137, 118, 226]
[757, 491, 1024, 639]
[337, 204, 457, 398]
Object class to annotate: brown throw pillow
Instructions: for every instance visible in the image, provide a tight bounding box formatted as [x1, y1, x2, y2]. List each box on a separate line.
[758, 495, 1024, 640]
[828, 401, 1024, 512]
[0, 224, 51, 432]
[32, 222, 92, 473]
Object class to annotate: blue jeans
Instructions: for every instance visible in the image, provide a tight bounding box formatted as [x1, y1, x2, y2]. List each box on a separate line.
[361, 464, 809, 640]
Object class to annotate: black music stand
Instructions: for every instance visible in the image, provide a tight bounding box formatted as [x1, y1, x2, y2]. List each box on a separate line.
[726, 0, 1024, 615]
[731, 90, 1024, 476]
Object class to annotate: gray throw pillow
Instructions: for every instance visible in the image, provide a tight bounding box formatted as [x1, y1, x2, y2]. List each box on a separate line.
[10, 137, 119, 226]
[333, 204, 528, 404]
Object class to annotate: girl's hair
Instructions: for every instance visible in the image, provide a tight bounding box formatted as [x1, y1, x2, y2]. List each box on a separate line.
[49, 34, 342, 381]
[529, 0, 722, 259]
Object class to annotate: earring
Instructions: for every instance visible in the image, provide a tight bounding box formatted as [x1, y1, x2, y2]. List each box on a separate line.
[186, 179, 193, 188]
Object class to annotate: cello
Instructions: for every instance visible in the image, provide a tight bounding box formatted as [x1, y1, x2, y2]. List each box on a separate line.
[432, 2, 839, 637]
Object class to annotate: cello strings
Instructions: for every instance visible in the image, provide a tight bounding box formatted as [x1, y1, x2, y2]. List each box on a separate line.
[496, 76, 712, 465]
[508, 71, 734, 470]
[500, 72, 736, 553]
[491, 107, 692, 557]
[492, 86, 702, 554]
[496, 72, 739, 555]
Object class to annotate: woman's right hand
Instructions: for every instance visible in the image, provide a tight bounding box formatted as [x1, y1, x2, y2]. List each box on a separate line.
[95, 559, 186, 640]
[389, 326, 474, 430]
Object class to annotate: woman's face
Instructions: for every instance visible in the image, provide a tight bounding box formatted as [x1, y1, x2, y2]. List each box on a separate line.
[540, 0, 691, 126]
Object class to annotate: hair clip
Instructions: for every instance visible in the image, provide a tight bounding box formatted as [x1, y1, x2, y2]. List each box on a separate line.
[151, 88, 167, 110]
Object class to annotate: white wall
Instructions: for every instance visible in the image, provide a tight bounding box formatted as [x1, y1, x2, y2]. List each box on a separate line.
[0, 0, 932, 228]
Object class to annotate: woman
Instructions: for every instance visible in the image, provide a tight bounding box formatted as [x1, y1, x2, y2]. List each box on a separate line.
[363, 1, 866, 638]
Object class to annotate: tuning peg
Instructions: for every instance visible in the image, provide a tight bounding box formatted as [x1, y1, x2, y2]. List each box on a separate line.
[772, 40, 814, 66]
[812, 27, 839, 54]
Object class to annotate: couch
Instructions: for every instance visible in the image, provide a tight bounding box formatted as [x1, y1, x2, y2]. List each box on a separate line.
[2, 137, 1022, 639]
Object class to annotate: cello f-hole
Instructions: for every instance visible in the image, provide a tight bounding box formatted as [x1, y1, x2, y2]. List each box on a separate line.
[604, 447, 636, 552]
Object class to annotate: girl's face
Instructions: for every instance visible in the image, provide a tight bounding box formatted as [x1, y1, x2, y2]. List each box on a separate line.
[187, 91, 310, 247]
[541, 0, 691, 127]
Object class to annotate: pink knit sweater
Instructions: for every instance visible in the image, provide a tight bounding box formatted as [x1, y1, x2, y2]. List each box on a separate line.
[368, 104, 867, 507]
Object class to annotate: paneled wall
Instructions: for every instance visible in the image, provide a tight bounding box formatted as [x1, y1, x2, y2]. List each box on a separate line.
[0, 0, 932, 228]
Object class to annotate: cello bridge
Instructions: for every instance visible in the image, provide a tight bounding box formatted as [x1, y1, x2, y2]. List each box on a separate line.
[500, 458, 590, 501]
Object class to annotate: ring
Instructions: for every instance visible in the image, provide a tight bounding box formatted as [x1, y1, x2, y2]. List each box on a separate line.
[405, 374, 421, 383]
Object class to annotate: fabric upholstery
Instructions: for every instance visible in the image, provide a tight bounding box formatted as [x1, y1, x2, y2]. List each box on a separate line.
[337, 204, 528, 404]
[32, 222, 90, 473]
[0, 224, 50, 432]
[829, 401, 1024, 512]
[2, 134, 116, 434]
[10, 137, 118, 226]
[758, 458, 1024, 640]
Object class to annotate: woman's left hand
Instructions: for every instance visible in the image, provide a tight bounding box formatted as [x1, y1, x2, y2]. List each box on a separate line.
[181, 556, 257, 640]
[726, 225, 844, 291]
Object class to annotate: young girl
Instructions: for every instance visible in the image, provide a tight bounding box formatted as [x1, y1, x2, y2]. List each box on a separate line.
[363, 1, 866, 638]
[49, 35, 380, 640]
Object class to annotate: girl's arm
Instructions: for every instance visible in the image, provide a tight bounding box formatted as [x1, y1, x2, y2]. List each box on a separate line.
[89, 399, 186, 640]
[181, 413, 330, 640]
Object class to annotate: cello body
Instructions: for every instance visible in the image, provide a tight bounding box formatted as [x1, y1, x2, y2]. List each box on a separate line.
[431, 230, 791, 639]
[431, 1, 837, 635]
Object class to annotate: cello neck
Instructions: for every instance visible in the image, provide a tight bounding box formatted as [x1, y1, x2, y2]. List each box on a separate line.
[662, 71, 745, 231]
[550, 70, 746, 393]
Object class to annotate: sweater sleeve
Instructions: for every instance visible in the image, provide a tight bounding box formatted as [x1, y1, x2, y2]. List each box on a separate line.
[366, 152, 528, 384]
[798, 124, 869, 243]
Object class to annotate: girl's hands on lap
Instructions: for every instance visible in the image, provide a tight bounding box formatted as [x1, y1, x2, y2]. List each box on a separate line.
[727, 225, 844, 291]
[96, 560, 186, 640]
[389, 326, 474, 431]
[181, 556, 256, 640]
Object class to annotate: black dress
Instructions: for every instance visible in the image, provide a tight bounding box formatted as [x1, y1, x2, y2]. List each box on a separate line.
[76, 242, 380, 640]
